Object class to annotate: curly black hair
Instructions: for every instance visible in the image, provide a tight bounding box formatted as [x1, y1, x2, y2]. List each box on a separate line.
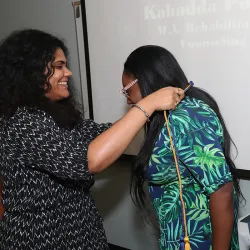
[0, 29, 81, 129]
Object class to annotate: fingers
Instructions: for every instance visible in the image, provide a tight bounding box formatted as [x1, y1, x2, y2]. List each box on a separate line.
[176, 93, 181, 104]
[171, 96, 179, 110]
[176, 88, 185, 99]
[172, 100, 179, 110]
[153, 86, 185, 111]
[171, 88, 184, 110]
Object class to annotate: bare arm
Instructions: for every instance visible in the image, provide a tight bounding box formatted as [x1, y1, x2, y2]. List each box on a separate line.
[210, 182, 234, 250]
[88, 87, 184, 173]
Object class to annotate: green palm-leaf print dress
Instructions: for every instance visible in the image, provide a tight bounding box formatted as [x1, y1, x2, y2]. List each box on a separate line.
[147, 97, 239, 250]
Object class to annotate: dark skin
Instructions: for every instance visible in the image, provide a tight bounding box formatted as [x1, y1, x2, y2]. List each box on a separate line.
[210, 182, 234, 250]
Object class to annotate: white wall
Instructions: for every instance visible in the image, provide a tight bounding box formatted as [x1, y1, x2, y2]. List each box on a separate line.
[0, 0, 85, 107]
[239, 180, 250, 218]
[1, 1, 250, 250]
[84, 0, 250, 167]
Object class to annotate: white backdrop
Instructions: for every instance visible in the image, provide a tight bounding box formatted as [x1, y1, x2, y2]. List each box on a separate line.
[81, 0, 250, 170]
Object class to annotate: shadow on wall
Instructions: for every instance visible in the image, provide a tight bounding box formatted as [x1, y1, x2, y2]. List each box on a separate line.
[239, 179, 250, 218]
[91, 158, 160, 250]
[91, 159, 130, 218]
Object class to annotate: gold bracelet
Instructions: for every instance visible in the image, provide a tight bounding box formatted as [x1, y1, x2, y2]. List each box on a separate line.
[132, 104, 150, 122]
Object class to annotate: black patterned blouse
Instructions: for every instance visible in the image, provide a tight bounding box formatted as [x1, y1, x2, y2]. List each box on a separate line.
[0, 107, 112, 250]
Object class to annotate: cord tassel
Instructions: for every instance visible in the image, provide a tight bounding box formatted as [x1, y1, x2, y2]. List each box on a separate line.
[184, 236, 191, 250]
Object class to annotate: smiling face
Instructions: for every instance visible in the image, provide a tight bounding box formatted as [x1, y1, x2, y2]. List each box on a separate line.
[45, 48, 72, 101]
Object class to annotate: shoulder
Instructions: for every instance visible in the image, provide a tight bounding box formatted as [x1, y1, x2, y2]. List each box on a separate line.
[170, 97, 222, 136]
[175, 96, 217, 121]
[4, 107, 58, 132]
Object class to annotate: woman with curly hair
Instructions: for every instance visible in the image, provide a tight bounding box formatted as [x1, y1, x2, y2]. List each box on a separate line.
[0, 29, 184, 249]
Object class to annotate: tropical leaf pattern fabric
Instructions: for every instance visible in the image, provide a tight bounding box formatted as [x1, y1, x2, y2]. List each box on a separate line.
[146, 97, 239, 250]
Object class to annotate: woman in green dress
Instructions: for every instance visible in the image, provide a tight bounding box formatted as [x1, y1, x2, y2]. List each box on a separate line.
[121, 45, 242, 250]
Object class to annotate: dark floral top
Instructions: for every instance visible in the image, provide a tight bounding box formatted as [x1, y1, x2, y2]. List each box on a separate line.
[147, 97, 239, 250]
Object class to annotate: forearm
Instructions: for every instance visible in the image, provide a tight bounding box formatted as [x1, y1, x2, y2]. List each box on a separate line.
[87, 95, 155, 173]
[210, 182, 234, 250]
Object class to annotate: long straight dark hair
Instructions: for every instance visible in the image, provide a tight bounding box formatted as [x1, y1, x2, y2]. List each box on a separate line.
[124, 45, 243, 209]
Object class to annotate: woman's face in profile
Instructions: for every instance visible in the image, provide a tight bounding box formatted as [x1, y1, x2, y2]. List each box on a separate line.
[45, 48, 72, 101]
[122, 72, 142, 105]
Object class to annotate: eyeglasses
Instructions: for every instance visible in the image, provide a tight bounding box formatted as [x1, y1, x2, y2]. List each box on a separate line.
[120, 79, 138, 98]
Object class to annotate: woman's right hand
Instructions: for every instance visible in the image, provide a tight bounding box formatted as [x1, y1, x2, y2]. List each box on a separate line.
[148, 87, 185, 111]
